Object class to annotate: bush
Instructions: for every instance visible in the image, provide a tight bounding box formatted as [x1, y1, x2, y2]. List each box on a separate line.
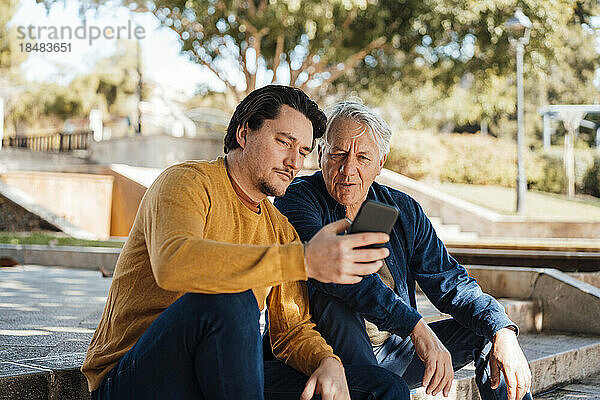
[529, 153, 566, 194]
[386, 131, 445, 183]
[437, 134, 523, 187]
[386, 131, 544, 187]
[583, 157, 600, 197]
[385, 131, 599, 198]
[530, 148, 595, 194]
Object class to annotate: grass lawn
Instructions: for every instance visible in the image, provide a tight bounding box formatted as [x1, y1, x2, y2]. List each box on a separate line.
[0, 231, 125, 248]
[436, 183, 600, 221]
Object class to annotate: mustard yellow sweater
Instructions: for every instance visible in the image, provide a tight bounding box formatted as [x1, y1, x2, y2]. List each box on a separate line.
[82, 157, 338, 391]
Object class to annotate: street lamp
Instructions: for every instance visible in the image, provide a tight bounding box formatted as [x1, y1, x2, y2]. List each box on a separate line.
[506, 8, 532, 215]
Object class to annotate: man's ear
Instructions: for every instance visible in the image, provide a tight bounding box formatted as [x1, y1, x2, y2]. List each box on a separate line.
[236, 124, 248, 149]
[377, 153, 387, 175]
[317, 144, 323, 168]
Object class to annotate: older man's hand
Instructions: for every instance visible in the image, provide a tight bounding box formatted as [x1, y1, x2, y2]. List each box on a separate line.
[490, 328, 532, 400]
[410, 319, 454, 397]
[305, 219, 389, 284]
[300, 357, 351, 400]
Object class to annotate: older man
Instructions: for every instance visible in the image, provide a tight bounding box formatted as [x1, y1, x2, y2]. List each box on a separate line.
[82, 87, 408, 400]
[274, 99, 532, 400]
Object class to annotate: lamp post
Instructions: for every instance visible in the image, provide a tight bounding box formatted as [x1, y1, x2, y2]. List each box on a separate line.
[506, 9, 532, 215]
[0, 97, 4, 151]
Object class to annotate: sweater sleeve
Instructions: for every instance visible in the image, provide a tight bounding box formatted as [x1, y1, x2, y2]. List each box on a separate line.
[268, 276, 341, 375]
[143, 166, 307, 293]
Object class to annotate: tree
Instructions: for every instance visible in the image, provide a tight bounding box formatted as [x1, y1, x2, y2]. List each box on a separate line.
[125, 0, 398, 102]
[37, 0, 598, 105]
[1, 0, 29, 77]
[371, 6, 599, 143]
[7, 40, 146, 133]
[0, 0, 16, 72]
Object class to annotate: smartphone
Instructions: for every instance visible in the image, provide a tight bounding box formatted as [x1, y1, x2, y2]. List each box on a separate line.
[348, 200, 399, 248]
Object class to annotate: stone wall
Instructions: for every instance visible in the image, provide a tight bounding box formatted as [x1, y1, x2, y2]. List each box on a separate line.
[0, 149, 90, 172]
[89, 135, 224, 168]
[0, 195, 58, 232]
[0, 171, 114, 239]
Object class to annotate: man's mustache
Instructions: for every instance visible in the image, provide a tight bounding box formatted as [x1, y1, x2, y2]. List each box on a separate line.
[274, 168, 294, 178]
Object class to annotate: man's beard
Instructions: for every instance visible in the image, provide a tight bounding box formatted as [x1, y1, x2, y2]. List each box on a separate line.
[258, 179, 285, 197]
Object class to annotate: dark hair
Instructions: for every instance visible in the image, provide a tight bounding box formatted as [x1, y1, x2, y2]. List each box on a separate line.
[223, 85, 326, 153]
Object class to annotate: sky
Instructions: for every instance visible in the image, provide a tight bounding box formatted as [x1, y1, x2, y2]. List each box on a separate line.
[9, 0, 223, 97]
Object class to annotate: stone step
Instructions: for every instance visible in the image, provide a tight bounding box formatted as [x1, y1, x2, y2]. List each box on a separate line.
[417, 295, 541, 334]
[433, 226, 480, 242]
[411, 333, 600, 400]
[429, 217, 480, 242]
[535, 373, 600, 400]
[429, 217, 442, 225]
[434, 223, 462, 236]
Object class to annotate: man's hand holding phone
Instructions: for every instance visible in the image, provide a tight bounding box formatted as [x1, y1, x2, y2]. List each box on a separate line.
[305, 218, 389, 284]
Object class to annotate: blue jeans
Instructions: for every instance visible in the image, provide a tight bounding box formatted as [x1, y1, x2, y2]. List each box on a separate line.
[92, 291, 409, 400]
[309, 291, 533, 400]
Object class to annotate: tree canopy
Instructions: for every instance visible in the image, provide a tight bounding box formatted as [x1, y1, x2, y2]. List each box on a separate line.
[7, 40, 144, 135]
[1, 0, 28, 78]
[27, 0, 600, 146]
[36, 0, 599, 103]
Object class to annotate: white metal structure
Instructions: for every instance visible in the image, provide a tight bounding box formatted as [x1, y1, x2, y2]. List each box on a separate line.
[538, 105, 600, 196]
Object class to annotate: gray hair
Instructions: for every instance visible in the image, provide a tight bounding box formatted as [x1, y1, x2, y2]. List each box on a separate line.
[318, 98, 392, 160]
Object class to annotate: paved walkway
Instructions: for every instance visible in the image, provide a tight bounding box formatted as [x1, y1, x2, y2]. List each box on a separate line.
[2, 264, 600, 400]
[0, 265, 110, 380]
[538, 374, 600, 399]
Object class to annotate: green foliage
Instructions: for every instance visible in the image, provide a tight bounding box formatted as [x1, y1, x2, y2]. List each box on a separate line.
[7, 40, 142, 128]
[0, 0, 16, 69]
[10, 84, 83, 123]
[538, 147, 596, 192]
[37, 0, 598, 104]
[115, 0, 399, 99]
[361, 3, 599, 148]
[583, 156, 600, 198]
[436, 134, 539, 186]
[340, 1, 598, 99]
[386, 132, 600, 197]
[386, 131, 543, 187]
[530, 153, 566, 194]
[1, 0, 28, 75]
[385, 130, 445, 182]
[374, 18, 600, 141]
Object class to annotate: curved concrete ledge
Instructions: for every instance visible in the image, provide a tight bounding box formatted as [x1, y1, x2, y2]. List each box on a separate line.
[377, 169, 600, 239]
[0, 182, 97, 240]
[467, 265, 600, 335]
[0, 244, 120, 272]
[0, 360, 90, 400]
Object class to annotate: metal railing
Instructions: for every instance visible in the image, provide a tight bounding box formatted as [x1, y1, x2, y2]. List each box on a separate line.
[1, 131, 93, 152]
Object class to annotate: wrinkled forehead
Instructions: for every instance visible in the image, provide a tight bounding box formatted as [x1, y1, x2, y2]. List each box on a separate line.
[326, 117, 377, 149]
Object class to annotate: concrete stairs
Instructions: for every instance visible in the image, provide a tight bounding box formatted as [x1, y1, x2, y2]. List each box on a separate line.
[412, 293, 600, 400]
[536, 373, 600, 400]
[0, 182, 97, 240]
[2, 262, 599, 399]
[428, 217, 479, 242]
[410, 332, 600, 400]
[376, 168, 600, 239]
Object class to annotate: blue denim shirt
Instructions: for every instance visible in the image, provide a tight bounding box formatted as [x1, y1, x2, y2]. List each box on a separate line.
[274, 171, 515, 341]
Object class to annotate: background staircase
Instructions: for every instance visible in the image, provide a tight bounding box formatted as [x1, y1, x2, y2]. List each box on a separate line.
[412, 290, 600, 399]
